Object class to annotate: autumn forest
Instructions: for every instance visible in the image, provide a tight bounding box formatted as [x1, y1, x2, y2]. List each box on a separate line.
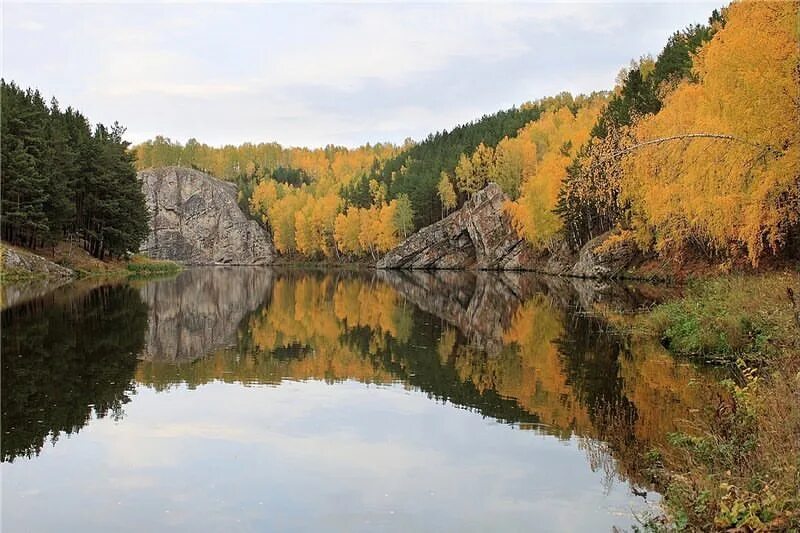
[132, 1, 799, 267]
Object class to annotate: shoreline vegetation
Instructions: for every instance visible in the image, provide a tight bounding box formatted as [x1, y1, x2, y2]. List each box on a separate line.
[0, 242, 182, 283]
[628, 272, 800, 531]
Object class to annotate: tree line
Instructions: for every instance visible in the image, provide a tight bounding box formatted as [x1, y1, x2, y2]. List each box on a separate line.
[134, 0, 798, 266]
[427, 1, 797, 266]
[1, 80, 149, 259]
[355, 103, 548, 228]
[243, 95, 596, 260]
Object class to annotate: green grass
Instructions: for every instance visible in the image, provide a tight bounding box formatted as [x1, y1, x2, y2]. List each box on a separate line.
[125, 255, 183, 277]
[641, 273, 798, 364]
[631, 272, 800, 531]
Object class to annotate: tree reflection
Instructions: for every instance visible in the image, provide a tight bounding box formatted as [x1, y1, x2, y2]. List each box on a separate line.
[1, 283, 148, 462]
[2, 267, 719, 492]
[134, 269, 719, 492]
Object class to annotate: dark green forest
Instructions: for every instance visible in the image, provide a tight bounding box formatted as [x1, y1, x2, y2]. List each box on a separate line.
[1, 80, 149, 259]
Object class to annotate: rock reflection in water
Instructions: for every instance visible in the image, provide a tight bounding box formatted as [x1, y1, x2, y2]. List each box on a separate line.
[135, 268, 719, 490]
[138, 267, 273, 362]
[2, 267, 718, 498]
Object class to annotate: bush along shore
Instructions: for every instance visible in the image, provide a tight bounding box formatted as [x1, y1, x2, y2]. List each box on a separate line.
[627, 272, 800, 531]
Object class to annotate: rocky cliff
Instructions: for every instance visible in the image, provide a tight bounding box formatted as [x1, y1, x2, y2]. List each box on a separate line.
[377, 183, 532, 270]
[377, 182, 641, 278]
[1, 244, 75, 281]
[139, 166, 274, 265]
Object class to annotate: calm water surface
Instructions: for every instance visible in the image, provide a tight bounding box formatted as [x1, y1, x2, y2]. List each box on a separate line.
[1, 268, 720, 532]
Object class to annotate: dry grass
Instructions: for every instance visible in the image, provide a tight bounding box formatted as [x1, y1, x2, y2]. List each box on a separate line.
[125, 255, 182, 276]
[2, 241, 182, 281]
[36, 240, 128, 275]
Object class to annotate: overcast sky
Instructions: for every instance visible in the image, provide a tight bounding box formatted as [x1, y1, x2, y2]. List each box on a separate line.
[3, 1, 720, 148]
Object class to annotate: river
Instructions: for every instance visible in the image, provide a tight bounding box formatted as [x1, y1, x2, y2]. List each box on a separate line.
[1, 267, 721, 532]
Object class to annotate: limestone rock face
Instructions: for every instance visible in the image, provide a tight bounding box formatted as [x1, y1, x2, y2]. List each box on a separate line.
[377, 183, 529, 270]
[139, 166, 274, 265]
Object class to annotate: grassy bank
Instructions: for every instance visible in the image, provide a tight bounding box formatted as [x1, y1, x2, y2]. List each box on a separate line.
[631, 272, 800, 531]
[125, 255, 183, 277]
[1, 241, 182, 284]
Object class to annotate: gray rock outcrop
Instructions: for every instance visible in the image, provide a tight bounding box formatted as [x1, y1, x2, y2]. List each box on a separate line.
[569, 232, 642, 278]
[1, 245, 75, 281]
[377, 183, 531, 270]
[139, 166, 274, 265]
[377, 182, 643, 278]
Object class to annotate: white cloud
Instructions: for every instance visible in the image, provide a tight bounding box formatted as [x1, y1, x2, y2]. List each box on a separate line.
[15, 19, 45, 31]
[1, 1, 722, 147]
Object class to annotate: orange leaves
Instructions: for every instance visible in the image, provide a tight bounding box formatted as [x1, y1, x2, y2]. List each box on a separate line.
[334, 208, 365, 256]
[621, 0, 800, 264]
[492, 134, 537, 199]
[504, 97, 606, 248]
[250, 179, 278, 225]
[294, 193, 342, 258]
[335, 200, 405, 258]
[135, 139, 398, 194]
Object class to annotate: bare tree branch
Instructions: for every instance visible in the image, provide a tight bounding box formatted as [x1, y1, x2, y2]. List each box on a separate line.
[611, 133, 781, 158]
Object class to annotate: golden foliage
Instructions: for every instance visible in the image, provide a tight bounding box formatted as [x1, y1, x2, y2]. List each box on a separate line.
[622, 0, 800, 264]
[334, 208, 365, 256]
[454, 143, 494, 195]
[332, 201, 404, 258]
[503, 99, 606, 248]
[135, 140, 397, 187]
[437, 171, 457, 213]
[294, 193, 342, 258]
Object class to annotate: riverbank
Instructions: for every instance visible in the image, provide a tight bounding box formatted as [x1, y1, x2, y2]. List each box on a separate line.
[0, 242, 181, 283]
[624, 272, 800, 531]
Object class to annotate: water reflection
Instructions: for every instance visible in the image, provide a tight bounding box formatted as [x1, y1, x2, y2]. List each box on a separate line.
[139, 267, 273, 362]
[131, 269, 717, 485]
[2, 282, 147, 461]
[2, 267, 720, 530]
